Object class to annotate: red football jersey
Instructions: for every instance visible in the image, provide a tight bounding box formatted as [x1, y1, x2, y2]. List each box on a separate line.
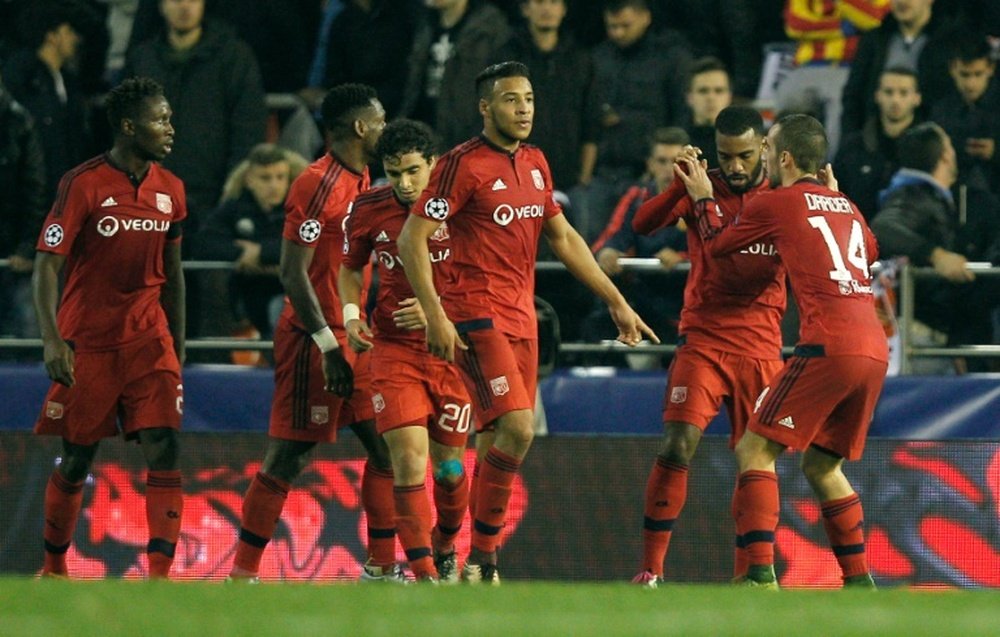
[279, 153, 370, 332]
[411, 137, 562, 339]
[36, 155, 187, 352]
[343, 185, 454, 344]
[707, 178, 888, 360]
[632, 171, 786, 359]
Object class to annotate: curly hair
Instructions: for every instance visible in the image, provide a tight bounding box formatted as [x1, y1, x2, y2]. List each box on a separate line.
[320, 83, 378, 138]
[375, 119, 438, 164]
[105, 76, 165, 134]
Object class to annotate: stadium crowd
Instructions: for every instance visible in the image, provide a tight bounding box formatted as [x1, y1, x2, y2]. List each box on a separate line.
[1, 0, 999, 369]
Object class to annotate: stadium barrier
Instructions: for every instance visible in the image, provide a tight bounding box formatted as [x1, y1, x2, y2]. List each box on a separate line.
[0, 365, 997, 587]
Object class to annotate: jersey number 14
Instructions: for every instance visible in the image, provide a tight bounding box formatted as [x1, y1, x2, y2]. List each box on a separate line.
[807, 216, 870, 281]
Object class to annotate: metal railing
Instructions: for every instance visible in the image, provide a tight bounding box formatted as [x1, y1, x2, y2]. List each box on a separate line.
[2, 258, 998, 373]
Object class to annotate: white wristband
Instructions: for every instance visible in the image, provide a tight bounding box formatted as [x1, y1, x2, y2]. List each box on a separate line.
[311, 325, 339, 352]
[343, 303, 361, 325]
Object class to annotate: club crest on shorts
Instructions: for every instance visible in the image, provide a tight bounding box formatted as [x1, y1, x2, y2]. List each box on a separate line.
[669, 386, 687, 403]
[155, 192, 173, 214]
[310, 405, 329, 426]
[372, 393, 385, 413]
[531, 169, 544, 190]
[490, 376, 510, 397]
[45, 401, 65, 419]
[754, 386, 770, 413]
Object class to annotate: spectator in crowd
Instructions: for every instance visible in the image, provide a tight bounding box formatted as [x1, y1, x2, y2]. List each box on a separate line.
[931, 35, 999, 195]
[128, 0, 310, 94]
[125, 0, 267, 339]
[582, 0, 693, 244]
[681, 57, 733, 170]
[400, 0, 510, 149]
[301, 0, 419, 120]
[840, 0, 956, 138]
[834, 66, 921, 220]
[191, 143, 307, 340]
[872, 122, 999, 371]
[98, 0, 140, 85]
[652, 0, 763, 100]
[2, 0, 92, 201]
[586, 127, 689, 350]
[0, 75, 47, 341]
[776, 0, 889, 155]
[124, 0, 266, 220]
[494, 0, 600, 196]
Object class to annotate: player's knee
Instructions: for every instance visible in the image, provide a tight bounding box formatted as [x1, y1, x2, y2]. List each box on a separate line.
[393, 446, 425, 477]
[140, 428, 179, 471]
[58, 454, 93, 483]
[659, 424, 700, 464]
[800, 453, 839, 487]
[433, 458, 465, 485]
[262, 440, 312, 483]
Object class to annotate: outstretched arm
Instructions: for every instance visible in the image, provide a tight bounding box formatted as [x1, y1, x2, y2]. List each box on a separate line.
[543, 213, 659, 345]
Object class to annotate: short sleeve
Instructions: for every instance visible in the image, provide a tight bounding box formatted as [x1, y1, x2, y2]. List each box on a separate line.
[36, 172, 91, 255]
[411, 150, 478, 224]
[283, 169, 327, 246]
[342, 201, 374, 270]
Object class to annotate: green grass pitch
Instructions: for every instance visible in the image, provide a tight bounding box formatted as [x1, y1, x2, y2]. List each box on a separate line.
[2, 578, 999, 636]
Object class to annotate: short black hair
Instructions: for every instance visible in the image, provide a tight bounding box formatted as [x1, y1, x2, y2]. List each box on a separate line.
[773, 113, 827, 173]
[475, 61, 531, 100]
[687, 56, 730, 91]
[604, 0, 649, 13]
[648, 127, 689, 155]
[376, 119, 438, 163]
[715, 105, 765, 137]
[897, 122, 947, 173]
[106, 77, 165, 134]
[949, 34, 993, 65]
[321, 83, 379, 138]
[17, 0, 91, 49]
[879, 65, 920, 87]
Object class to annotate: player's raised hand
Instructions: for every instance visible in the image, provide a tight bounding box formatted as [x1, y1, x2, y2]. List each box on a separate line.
[425, 315, 467, 363]
[393, 297, 427, 331]
[43, 338, 75, 387]
[345, 318, 374, 352]
[674, 156, 713, 201]
[322, 349, 354, 397]
[608, 302, 660, 346]
[818, 163, 839, 192]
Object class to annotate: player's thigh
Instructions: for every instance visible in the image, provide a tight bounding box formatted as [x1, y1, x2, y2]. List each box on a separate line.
[725, 355, 785, 444]
[269, 320, 343, 443]
[119, 338, 183, 438]
[812, 357, 888, 461]
[662, 347, 730, 431]
[749, 356, 844, 453]
[454, 327, 533, 430]
[339, 348, 376, 429]
[427, 358, 474, 449]
[370, 341, 436, 435]
[34, 349, 122, 445]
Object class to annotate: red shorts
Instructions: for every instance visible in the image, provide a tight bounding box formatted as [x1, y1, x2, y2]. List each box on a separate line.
[370, 339, 471, 448]
[662, 344, 783, 447]
[749, 352, 887, 460]
[35, 336, 183, 445]
[269, 318, 375, 443]
[454, 321, 537, 431]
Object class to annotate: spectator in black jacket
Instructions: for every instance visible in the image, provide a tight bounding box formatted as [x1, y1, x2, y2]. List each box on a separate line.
[124, 0, 267, 223]
[840, 0, 955, 138]
[582, 0, 693, 243]
[192, 144, 307, 339]
[871, 123, 999, 368]
[0, 77, 47, 341]
[2, 0, 91, 201]
[834, 66, 921, 220]
[681, 57, 733, 171]
[494, 0, 600, 194]
[931, 35, 999, 195]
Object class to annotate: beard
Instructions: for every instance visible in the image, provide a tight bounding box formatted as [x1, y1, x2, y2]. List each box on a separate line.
[724, 160, 763, 193]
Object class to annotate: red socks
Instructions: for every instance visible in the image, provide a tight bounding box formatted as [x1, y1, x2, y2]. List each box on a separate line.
[393, 484, 435, 579]
[821, 493, 869, 578]
[362, 462, 397, 568]
[232, 472, 289, 576]
[640, 457, 689, 576]
[146, 470, 183, 578]
[42, 471, 84, 576]
[432, 473, 468, 553]
[471, 448, 520, 555]
[733, 470, 780, 567]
